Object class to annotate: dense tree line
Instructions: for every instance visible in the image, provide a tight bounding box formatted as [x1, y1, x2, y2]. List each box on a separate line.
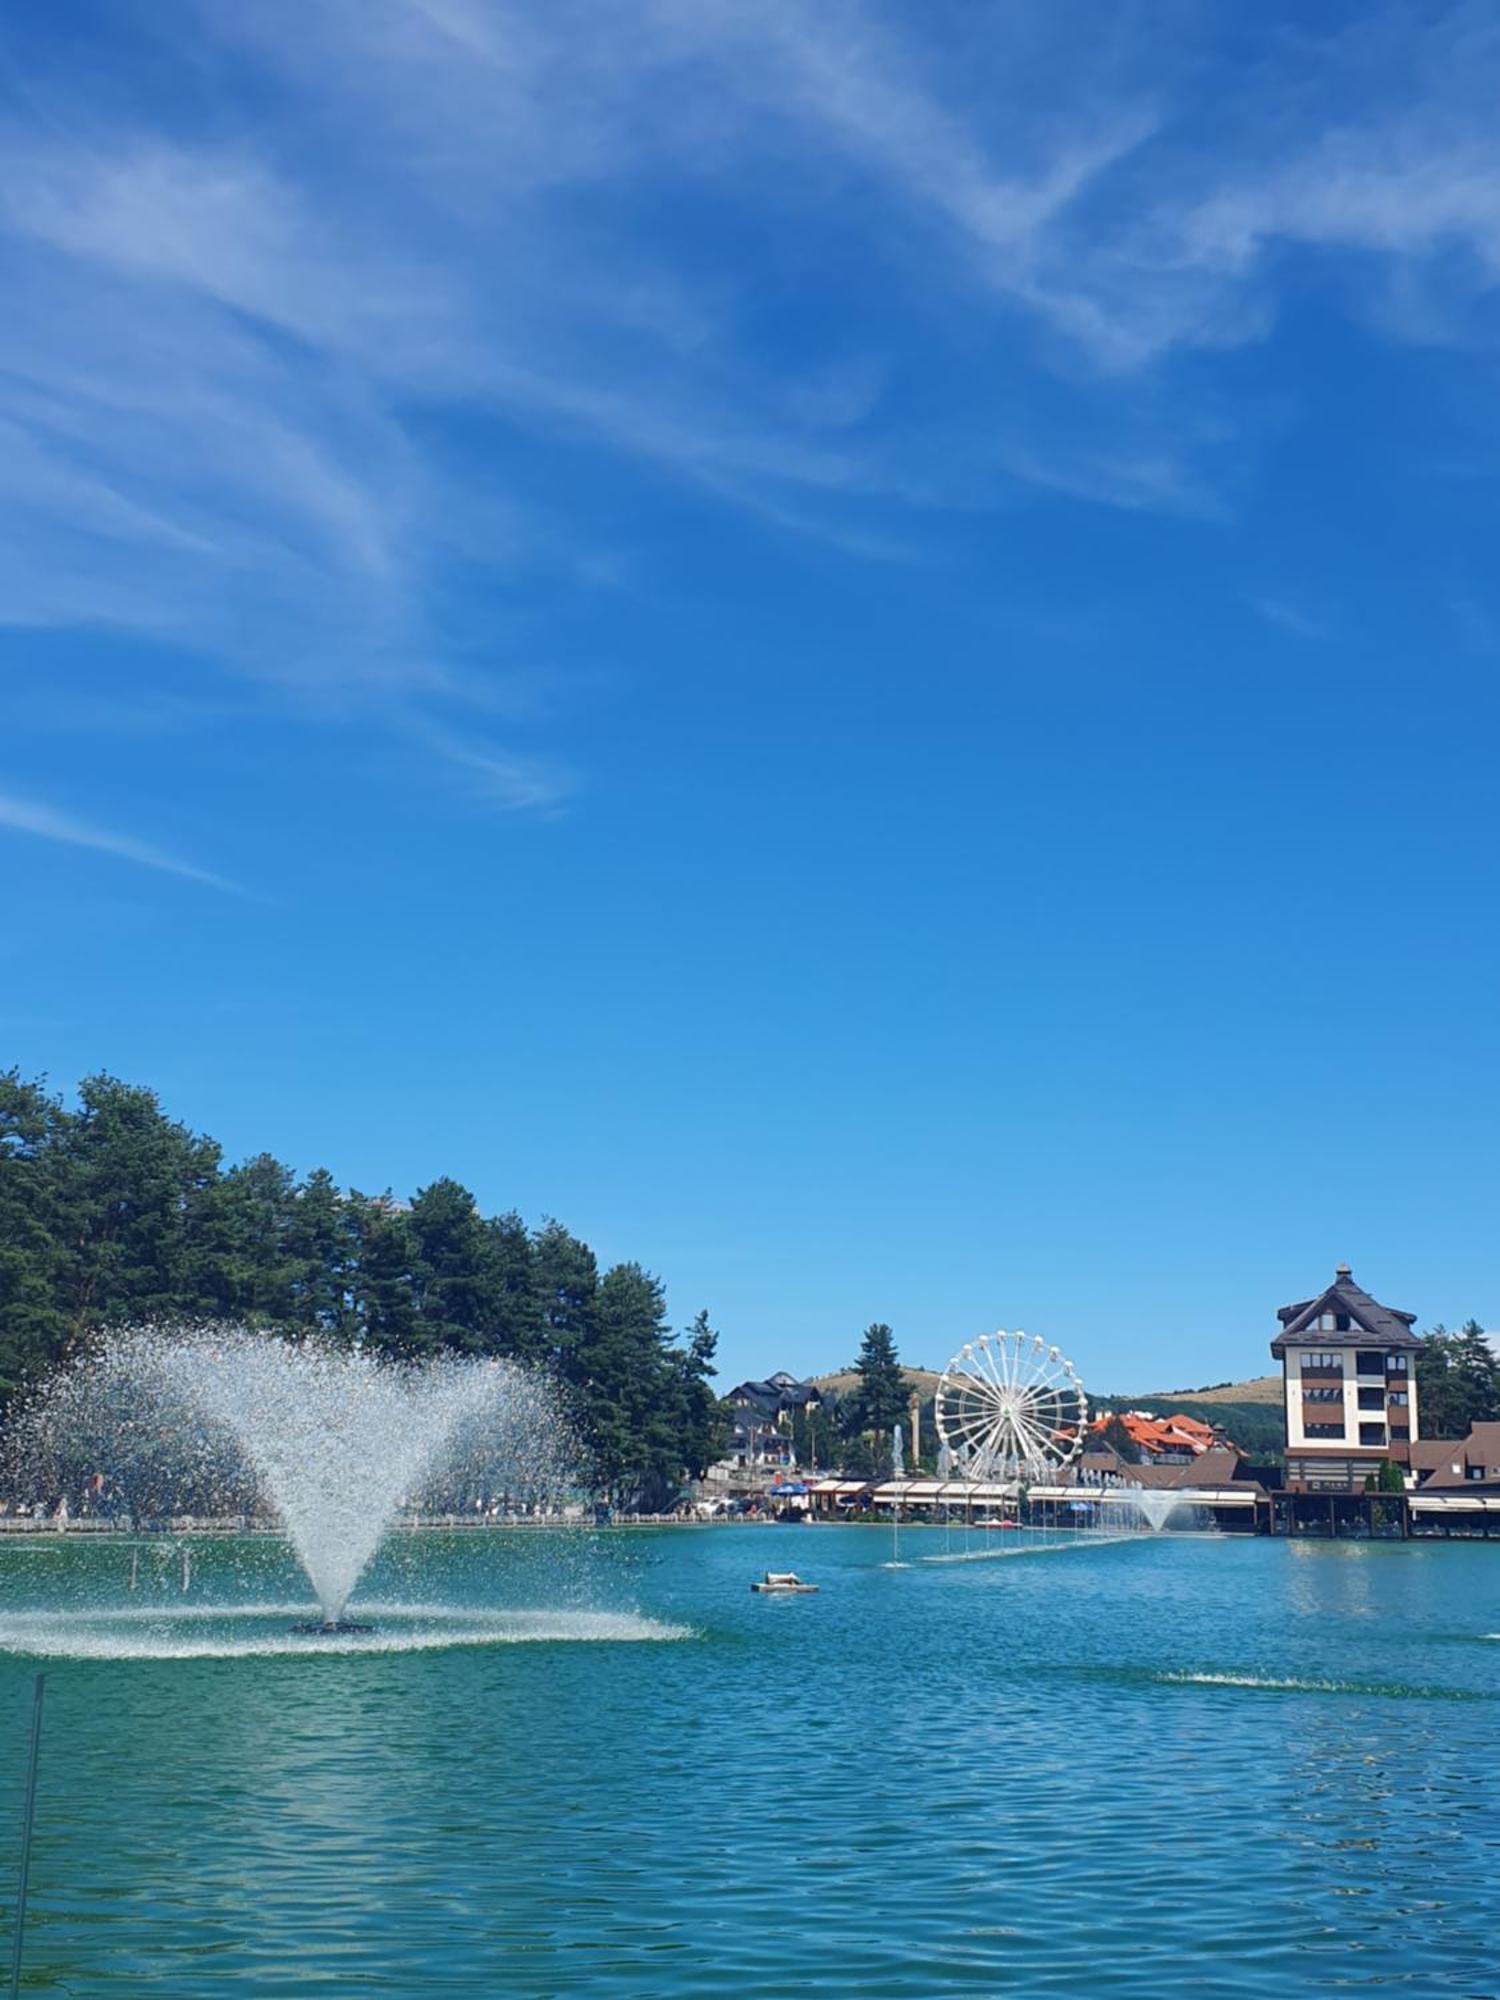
[0, 1070, 727, 1509]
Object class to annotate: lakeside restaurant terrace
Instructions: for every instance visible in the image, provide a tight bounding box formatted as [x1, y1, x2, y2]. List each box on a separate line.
[803, 1476, 1262, 1528]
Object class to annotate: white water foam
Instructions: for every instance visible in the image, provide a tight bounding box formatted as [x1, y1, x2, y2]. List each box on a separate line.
[1157, 1670, 1480, 1701]
[1161, 1671, 1332, 1691]
[922, 1535, 1135, 1565]
[0, 1603, 693, 1660]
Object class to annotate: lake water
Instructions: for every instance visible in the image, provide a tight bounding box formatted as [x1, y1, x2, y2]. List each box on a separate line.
[2, 1524, 1499, 1997]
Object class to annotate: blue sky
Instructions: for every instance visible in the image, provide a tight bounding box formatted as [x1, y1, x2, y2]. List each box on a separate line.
[3, 0, 1499, 1392]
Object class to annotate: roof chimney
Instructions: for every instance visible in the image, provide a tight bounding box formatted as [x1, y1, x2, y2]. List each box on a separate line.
[1335, 1263, 1352, 1280]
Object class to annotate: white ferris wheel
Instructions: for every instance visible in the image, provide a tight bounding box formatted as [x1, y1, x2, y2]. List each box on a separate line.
[934, 1332, 1087, 1484]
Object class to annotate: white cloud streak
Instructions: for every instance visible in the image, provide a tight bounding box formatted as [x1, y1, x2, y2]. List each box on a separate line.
[1252, 598, 1335, 643]
[405, 720, 574, 813]
[0, 790, 239, 892]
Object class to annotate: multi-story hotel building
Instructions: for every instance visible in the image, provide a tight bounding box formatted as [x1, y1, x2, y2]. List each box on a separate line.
[1271, 1265, 1422, 1493]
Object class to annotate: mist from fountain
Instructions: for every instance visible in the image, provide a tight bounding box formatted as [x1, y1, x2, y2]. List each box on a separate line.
[1123, 1484, 1181, 1533]
[9, 1326, 577, 1626]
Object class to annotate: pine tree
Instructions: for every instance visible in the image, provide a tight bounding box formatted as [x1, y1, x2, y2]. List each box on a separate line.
[407, 1178, 498, 1355]
[1417, 1323, 1500, 1438]
[673, 1309, 731, 1481]
[194, 1153, 302, 1324]
[484, 1211, 546, 1362]
[575, 1262, 671, 1505]
[843, 1323, 909, 1441]
[285, 1169, 358, 1340]
[346, 1193, 420, 1354]
[56, 1074, 222, 1327]
[532, 1219, 598, 1373]
[0, 1072, 72, 1409]
[1453, 1320, 1500, 1425]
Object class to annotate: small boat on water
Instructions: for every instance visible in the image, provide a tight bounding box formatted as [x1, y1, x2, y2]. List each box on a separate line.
[751, 1571, 819, 1594]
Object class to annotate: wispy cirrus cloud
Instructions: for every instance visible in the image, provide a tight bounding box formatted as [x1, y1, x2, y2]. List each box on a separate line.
[404, 719, 574, 814]
[3, 0, 1500, 831]
[1252, 598, 1336, 643]
[0, 790, 240, 892]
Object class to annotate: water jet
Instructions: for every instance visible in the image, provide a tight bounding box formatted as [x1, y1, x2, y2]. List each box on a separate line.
[9, 1325, 576, 1635]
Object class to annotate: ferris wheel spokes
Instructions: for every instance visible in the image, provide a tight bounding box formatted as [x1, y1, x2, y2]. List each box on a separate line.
[932, 1329, 1087, 1486]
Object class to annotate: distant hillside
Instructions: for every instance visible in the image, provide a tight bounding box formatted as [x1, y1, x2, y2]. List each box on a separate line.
[812, 1366, 941, 1399]
[1092, 1391, 1284, 1461]
[812, 1368, 1281, 1409]
[1129, 1375, 1281, 1408]
[809, 1367, 1285, 1461]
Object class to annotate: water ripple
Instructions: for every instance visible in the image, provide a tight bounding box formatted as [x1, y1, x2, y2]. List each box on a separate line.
[3, 1527, 1499, 1996]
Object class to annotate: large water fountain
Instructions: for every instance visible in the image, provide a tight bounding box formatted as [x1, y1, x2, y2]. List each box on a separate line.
[6, 1325, 578, 1635]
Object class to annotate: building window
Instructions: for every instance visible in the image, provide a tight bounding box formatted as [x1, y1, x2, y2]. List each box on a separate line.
[1467, 1465, 1485, 1481]
[1335, 1314, 1351, 1331]
[1301, 1352, 1343, 1373]
[1356, 1351, 1384, 1376]
[1320, 1313, 1337, 1331]
[1305, 1423, 1345, 1439]
[1385, 1355, 1408, 1375]
[1390, 1426, 1410, 1442]
[1358, 1422, 1387, 1447]
[1303, 1386, 1342, 1402]
[1357, 1387, 1385, 1411]
[1389, 1390, 1409, 1407]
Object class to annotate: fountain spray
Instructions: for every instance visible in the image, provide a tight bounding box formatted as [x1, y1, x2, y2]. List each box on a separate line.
[889, 1423, 905, 1567]
[10, 1325, 576, 1634]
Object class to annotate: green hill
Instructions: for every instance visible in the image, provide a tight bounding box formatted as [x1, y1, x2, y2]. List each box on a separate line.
[1093, 1391, 1285, 1462]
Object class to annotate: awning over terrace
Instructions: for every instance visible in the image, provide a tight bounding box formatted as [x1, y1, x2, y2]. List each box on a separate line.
[804, 1477, 1258, 1509]
[807, 1477, 1018, 1505]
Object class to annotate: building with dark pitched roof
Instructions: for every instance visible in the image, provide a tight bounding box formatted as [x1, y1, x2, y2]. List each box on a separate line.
[722, 1374, 823, 1471]
[1271, 1265, 1423, 1493]
[1408, 1423, 1500, 1490]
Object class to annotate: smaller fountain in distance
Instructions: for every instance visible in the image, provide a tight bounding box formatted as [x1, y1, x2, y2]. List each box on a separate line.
[10, 1325, 576, 1632]
[886, 1422, 907, 1567]
[1123, 1483, 1181, 1533]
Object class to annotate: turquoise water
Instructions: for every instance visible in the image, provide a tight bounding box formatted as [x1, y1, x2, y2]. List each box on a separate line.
[3, 1525, 1500, 1996]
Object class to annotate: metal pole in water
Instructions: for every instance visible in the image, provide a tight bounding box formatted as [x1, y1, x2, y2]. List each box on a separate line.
[8, 1673, 45, 2000]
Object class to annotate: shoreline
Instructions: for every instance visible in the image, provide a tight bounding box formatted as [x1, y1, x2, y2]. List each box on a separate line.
[0, 1512, 782, 1538]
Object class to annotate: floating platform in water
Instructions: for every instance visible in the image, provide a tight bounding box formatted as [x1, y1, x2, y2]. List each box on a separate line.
[289, 1620, 376, 1635]
[751, 1572, 818, 1594]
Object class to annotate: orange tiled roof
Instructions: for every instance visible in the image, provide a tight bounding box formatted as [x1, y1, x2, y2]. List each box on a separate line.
[1090, 1410, 1216, 1456]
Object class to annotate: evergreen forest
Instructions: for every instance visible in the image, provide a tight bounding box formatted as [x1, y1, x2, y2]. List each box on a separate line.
[0, 1070, 727, 1510]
